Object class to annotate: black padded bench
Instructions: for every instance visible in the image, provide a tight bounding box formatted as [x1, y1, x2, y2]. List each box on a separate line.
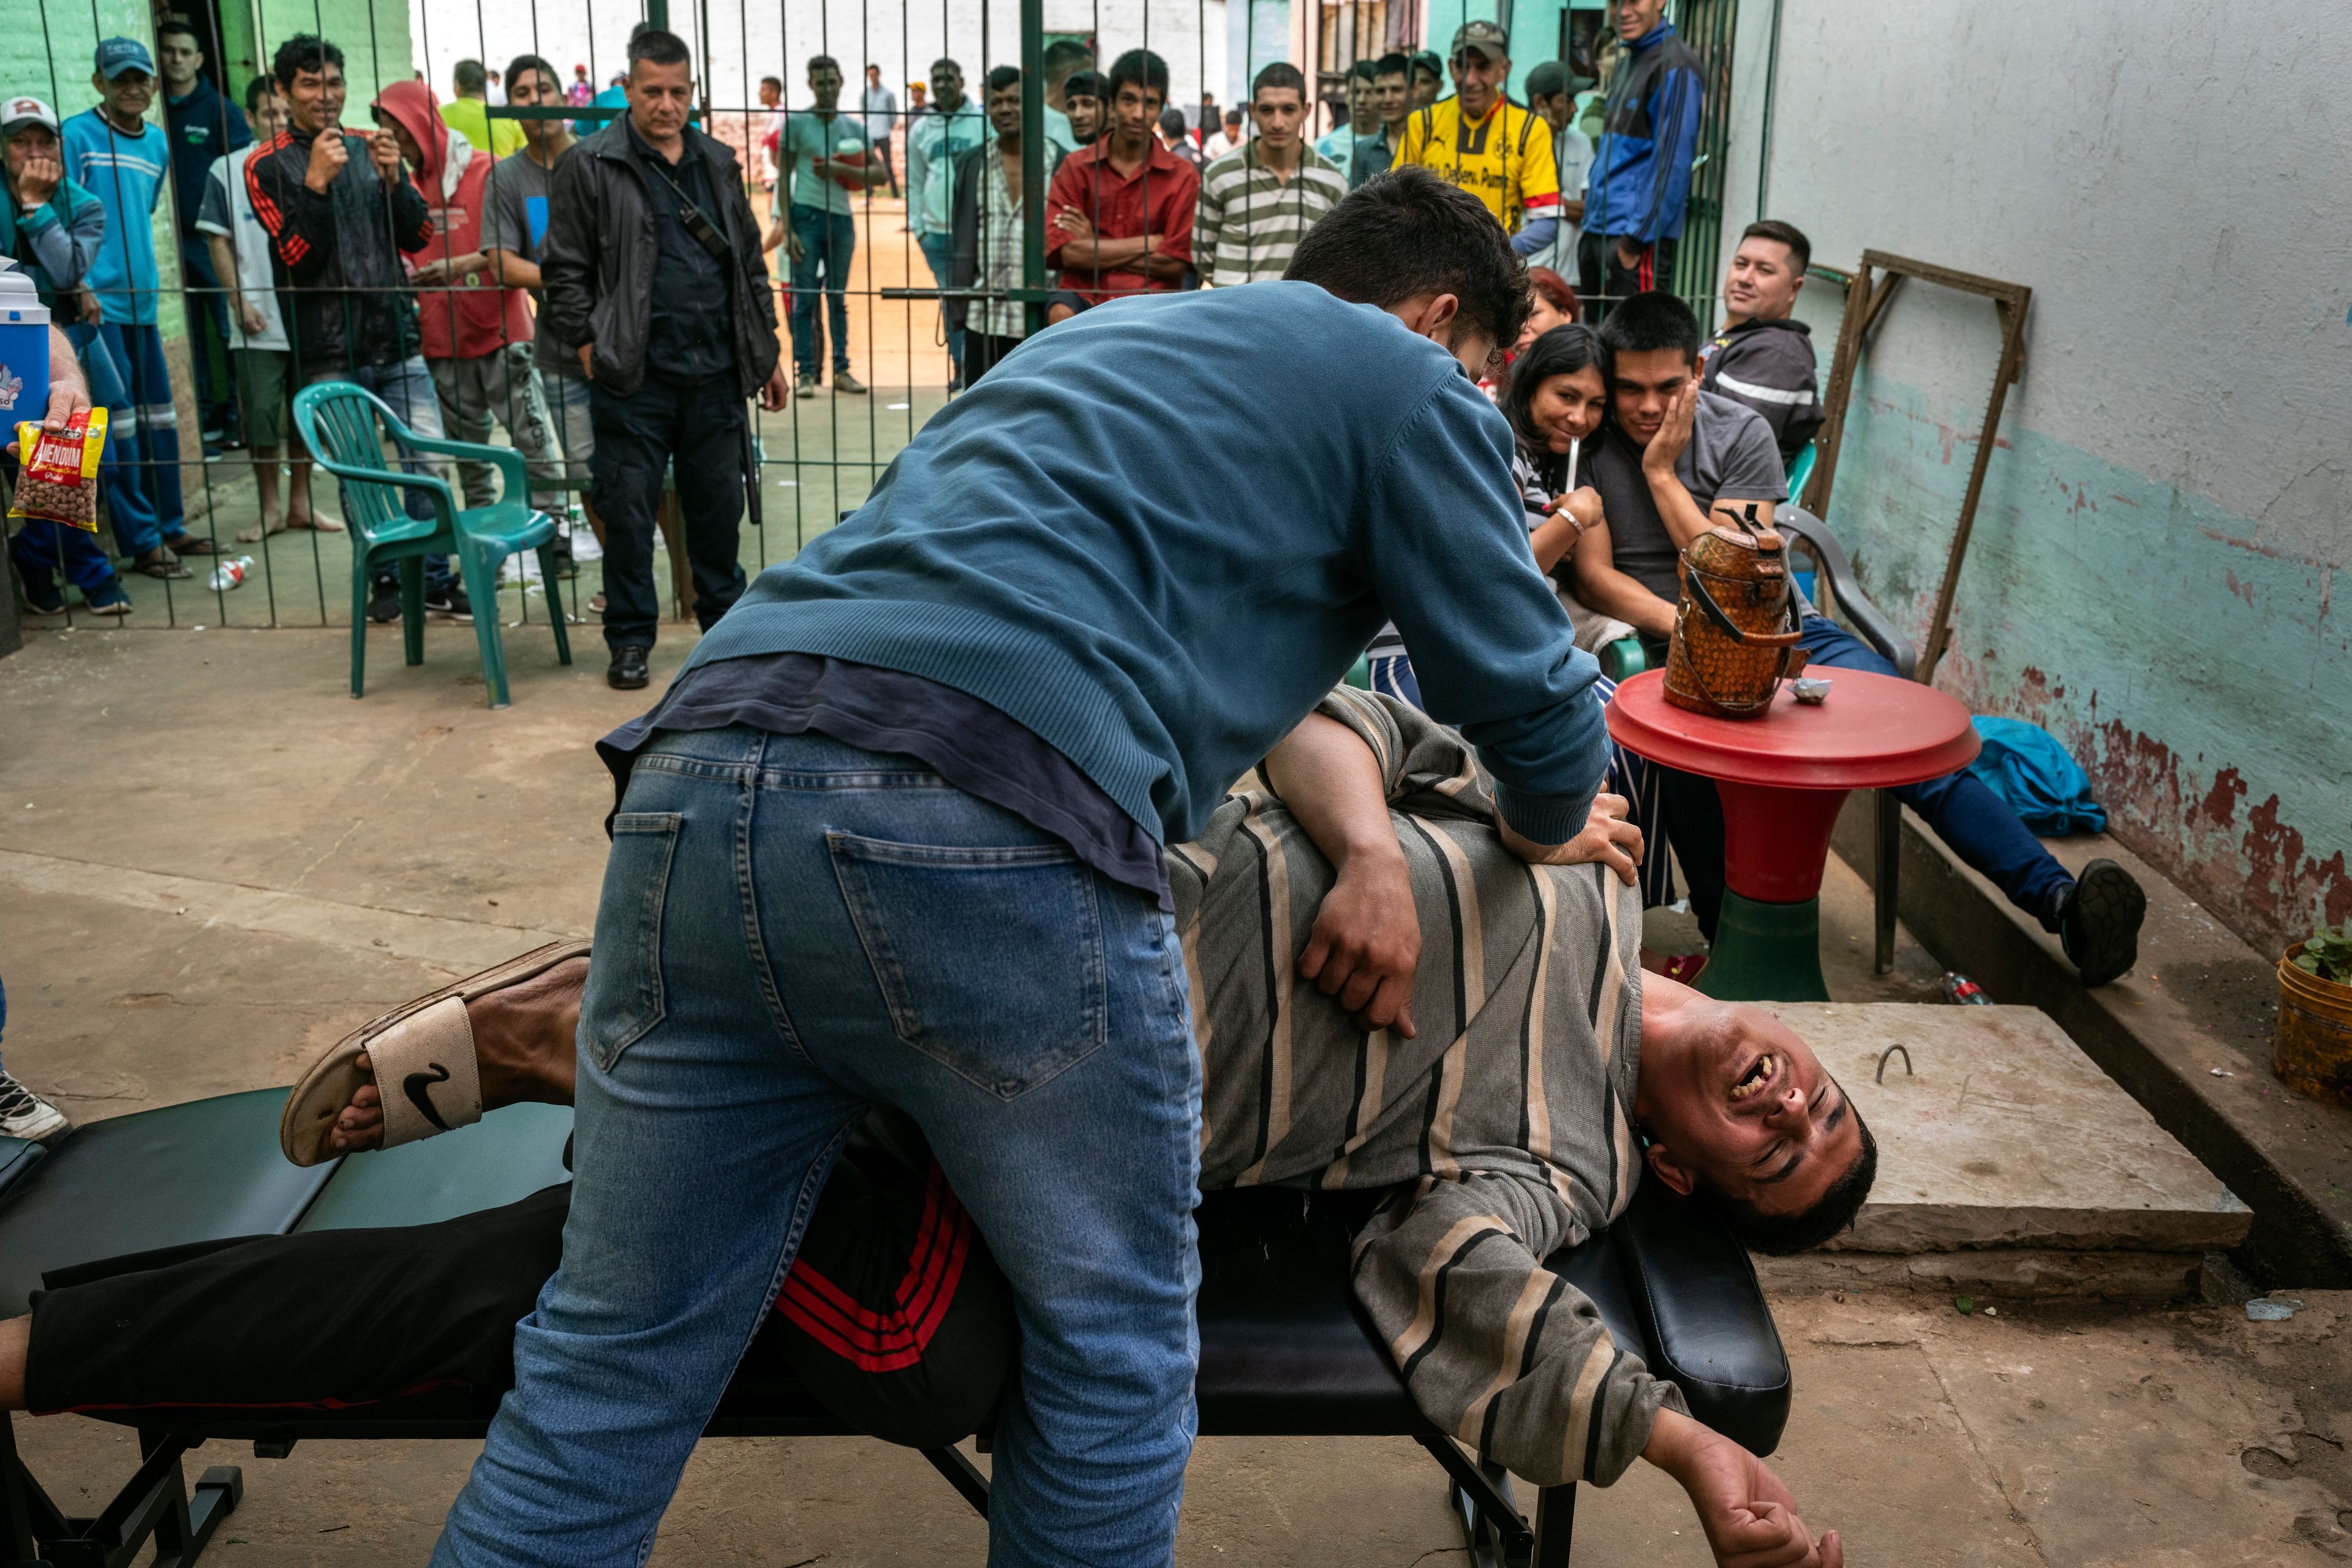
[0, 1092, 1789, 1567]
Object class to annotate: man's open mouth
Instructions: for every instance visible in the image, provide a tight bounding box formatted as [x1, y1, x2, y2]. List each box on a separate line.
[1730, 1052, 1776, 1102]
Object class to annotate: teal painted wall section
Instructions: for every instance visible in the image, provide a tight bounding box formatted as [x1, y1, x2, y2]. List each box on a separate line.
[2, 2, 184, 338]
[1828, 375, 2352, 953]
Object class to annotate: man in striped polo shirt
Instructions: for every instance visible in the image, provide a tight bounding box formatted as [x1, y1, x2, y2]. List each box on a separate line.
[1193, 62, 1349, 287]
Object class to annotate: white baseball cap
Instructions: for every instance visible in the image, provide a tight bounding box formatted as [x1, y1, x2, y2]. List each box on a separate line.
[1, 96, 60, 135]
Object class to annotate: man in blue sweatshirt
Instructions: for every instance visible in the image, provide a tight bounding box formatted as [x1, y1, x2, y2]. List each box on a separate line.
[1578, 0, 1703, 311]
[430, 166, 1632, 1568]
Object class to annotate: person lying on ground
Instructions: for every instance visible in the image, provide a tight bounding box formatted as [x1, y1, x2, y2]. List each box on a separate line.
[4, 691, 1850, 1568]
[1566, 290, 2147, 984]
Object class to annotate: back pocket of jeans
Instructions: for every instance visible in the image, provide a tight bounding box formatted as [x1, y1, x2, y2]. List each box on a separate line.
[581, 810, 683, 1073]
[826, 832, 1107, 1100]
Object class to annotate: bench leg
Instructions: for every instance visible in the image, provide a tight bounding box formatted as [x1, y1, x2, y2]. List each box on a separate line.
[1420, 1435, 1534, 1567]
[919, 1446, 989, 1519]
[0, 1419, 240, 1568]
[1531, 1482, 1576, 1567]
[1874, 789, 1901, 973]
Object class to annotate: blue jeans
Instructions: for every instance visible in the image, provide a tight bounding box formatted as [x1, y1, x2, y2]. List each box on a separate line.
[1669, 615, 2075, 937]
[432, 728, 1202, 1567]
[916, 230, 965, 381]
[309, 356, 457, 596]
[788, 203, 857, 377]
[70, 321, 184, 557]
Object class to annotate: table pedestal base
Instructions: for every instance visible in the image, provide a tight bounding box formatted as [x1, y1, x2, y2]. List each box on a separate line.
[1696, 890, 1831, 1003]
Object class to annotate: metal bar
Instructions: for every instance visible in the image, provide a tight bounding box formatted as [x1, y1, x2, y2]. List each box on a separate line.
[1918, 287, 2030, 682]
[1858, 248, 2030, 307]
[1531, 1481, 1577, 1567]
[2, 1416, 42, 1561]
[1021, 0, 1048, 338]
[1799, 258, 1872, 518]
[1415, 1435, 1534, 1557]
[920, 1446, 992, 1517]
[1875, 789, 1901, 972]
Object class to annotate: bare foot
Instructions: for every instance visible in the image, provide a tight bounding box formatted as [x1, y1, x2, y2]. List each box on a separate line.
[235, 513, 287, 545]
[304, 514, 344, 533]
[328, 956, 587, 1152]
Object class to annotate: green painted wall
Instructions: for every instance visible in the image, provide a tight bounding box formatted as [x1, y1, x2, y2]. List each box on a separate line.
[1824, 371, 2352, 954]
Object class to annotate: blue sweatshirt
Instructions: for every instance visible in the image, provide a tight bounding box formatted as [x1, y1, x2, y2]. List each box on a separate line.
[688, 282, 1608, 846]
[1585, 22, 1704, 246]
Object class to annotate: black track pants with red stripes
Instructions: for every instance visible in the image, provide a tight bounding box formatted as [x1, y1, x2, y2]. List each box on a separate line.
[24, 1129, 1017, 1450]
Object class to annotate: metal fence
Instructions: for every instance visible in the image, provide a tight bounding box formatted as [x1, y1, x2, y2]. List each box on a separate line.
[7, 0, 1731, 638]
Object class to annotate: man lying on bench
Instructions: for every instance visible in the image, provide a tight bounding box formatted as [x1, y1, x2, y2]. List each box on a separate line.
[0, 689, 1856, 1567]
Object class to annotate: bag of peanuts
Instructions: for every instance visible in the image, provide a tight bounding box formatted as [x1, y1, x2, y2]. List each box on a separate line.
[9, 408, 108, 532]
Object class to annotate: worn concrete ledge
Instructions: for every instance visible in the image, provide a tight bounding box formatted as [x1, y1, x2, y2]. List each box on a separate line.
[1831, 797, 2352, 1287]
[1756, 1247, 2204, 1303]
[1768, 1002, 2250, 1254]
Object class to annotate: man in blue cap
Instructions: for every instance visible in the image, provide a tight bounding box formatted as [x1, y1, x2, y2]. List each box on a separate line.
[62, 37, 222, 575]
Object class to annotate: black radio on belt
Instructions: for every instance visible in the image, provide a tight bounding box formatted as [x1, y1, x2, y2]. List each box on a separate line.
[646, 160, 733, 263]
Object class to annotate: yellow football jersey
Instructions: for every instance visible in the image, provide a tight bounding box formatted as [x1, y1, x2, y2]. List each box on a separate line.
[1392, 97, 1561, 235]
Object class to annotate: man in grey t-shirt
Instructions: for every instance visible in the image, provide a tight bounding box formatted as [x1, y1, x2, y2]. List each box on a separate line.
[481, 54, 605, 590]
[1562, 290, 2147, 987]
[1567, 290, 1787, 663]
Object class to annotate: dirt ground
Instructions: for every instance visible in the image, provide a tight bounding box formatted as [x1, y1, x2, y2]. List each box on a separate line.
[3, 625, 2349, 1565]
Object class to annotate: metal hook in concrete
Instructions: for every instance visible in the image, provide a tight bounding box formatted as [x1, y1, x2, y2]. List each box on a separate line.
[1877, 1044, 1913, 1084]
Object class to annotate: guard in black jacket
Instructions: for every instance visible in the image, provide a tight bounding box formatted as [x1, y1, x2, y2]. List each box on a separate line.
[541, 28, 788, 689]
[1697, 219, 1823, 468]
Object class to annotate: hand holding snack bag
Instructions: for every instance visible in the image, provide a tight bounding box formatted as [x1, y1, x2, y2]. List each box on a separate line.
[9, 407, 108, 532]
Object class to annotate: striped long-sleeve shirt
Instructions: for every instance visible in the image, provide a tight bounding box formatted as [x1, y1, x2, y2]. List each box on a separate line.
[1172, 687, 1687, 1487]
[1191, 143, 1349, 287]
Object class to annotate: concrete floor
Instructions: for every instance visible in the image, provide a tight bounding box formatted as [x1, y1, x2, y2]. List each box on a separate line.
[4, 626, 2350, 1565]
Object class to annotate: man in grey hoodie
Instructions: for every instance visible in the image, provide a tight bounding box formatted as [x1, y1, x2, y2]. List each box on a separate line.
[1696, 219, 1822, 467]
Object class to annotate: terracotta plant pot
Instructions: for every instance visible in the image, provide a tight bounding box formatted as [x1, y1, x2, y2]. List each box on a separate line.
[2275, 941, 2352, 1106]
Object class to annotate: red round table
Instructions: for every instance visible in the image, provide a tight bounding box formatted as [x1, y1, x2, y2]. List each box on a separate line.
[1605, 668, 1980, 1001]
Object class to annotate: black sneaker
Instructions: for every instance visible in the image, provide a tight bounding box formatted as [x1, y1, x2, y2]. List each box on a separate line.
[424, 586, 473, 622]
[608, 644, 651, 690]
[368, 586, 402, 622]
[2058, 859, 2147, 987]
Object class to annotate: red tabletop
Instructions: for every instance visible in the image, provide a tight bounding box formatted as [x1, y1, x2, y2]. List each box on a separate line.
[1604, 668, 1979, 791]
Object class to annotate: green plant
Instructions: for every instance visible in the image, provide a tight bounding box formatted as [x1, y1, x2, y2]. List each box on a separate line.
[2294, 927, 2352, 984]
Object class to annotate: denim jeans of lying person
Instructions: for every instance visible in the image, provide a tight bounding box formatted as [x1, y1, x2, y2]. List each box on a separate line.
[432, 726, 1203, 1568]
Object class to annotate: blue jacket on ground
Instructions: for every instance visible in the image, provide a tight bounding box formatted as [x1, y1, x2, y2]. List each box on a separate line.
[1584, 21, 1704, 245]
[688, 281, 1608, 846]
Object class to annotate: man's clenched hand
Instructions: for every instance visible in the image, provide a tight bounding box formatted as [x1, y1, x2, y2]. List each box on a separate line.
[1648, 1409, 1842, 1568]
[1499, 793, 1643, 885]
[1298, 850, 1420, 1039]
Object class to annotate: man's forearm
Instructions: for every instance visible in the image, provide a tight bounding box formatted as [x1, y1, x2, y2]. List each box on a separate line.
[204, 234, 244, 320]
[1572, 557, 1677, 637]
[1061, 232, 1151, 268]
[1263, 712, 1404, 875]
[1642, 459, 1717, 549]
[486, 249, 542, 290]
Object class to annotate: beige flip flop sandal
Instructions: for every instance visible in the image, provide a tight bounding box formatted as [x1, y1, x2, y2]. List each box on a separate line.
[279, 939, 591, 1167]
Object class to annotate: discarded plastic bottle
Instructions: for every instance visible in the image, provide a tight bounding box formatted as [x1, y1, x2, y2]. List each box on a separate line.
[206, 555, 255, 592]
[1942, 971, 1992, 1006]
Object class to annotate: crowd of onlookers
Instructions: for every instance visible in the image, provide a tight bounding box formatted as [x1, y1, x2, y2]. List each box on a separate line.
[1, 0, 1711, 648]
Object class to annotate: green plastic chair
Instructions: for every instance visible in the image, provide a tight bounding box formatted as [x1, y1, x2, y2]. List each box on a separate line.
[1599, 635, 1646, 683]
[1787, 440, 1818, 500]
[293, 382, 570, 707]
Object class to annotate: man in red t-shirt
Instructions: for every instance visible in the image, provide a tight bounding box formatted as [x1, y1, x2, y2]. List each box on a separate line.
[1044, 48, 1196, 307]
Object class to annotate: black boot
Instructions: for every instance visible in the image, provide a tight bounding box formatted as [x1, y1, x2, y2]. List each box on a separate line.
[2056, 859, 2147, 987]
[607, 644, 651, 690]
